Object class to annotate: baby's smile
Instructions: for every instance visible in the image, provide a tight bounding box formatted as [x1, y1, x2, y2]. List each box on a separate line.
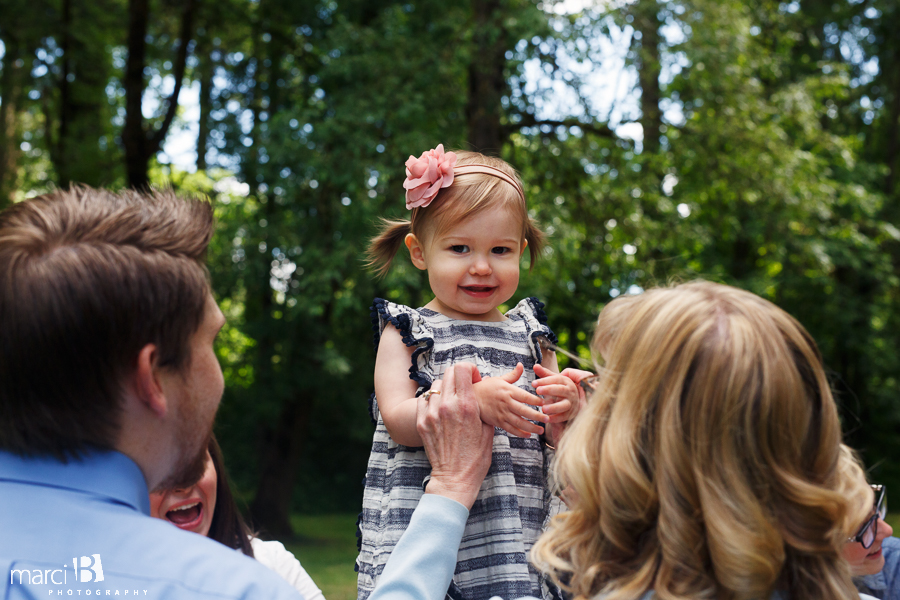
[460, 285, 497, 298]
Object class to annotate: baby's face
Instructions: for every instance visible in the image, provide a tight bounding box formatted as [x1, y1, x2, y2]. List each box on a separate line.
[419, 205, 526, 321]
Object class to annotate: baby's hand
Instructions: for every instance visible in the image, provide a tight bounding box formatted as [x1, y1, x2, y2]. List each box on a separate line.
[560, 368, 595, 399]
[473, 363, 549, 438]
[533, 364, 591, 424]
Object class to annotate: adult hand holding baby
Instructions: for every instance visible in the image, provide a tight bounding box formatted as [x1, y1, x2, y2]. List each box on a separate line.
[417, 363, 494, 510]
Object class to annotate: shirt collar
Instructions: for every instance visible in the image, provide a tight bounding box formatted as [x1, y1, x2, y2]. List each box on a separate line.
[857, 571, 888, 591]
[0, 449, 150, 515]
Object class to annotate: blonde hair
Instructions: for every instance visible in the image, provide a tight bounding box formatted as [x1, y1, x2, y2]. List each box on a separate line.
[366, 151, 545, 277]
[531, 281, 872, 600]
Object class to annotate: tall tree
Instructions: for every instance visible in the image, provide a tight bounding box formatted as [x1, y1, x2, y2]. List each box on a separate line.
[467, 0, 508, 153]
[633, 0, 661, 155]
[122, 0, 197, 189]
[194, 32, 214, 172]
[0, 34, 26, 207]
[32, 0, 122, 188]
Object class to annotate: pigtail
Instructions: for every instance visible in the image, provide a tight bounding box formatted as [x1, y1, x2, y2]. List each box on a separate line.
[366, 218, 412, 278]
[524, 216, 546, 269]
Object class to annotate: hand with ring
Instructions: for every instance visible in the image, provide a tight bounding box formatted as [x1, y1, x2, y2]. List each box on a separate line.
[421, 388, 441, 401]
[416, 364, 493, 509]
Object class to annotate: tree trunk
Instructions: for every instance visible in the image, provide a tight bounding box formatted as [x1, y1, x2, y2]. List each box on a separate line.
[123, 0, 197, 189]
[50, 0, 115, 188]
[244, 12, 321, 537]
[466, 0, 507, 154]
[122, 0, 150, 189]
[832, 264, 875, 453]
[634, 0, 662, 155]
[249, 397, 310, 537]
[54, 0, 72, 185]
[195, 36, 214, 172]
[0, 37, 24, 207]
[885, 49, 900, 197]
[147, 0, 196, 154]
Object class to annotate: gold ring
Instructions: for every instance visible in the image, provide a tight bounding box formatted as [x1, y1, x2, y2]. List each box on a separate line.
[422, 389, 441, 401]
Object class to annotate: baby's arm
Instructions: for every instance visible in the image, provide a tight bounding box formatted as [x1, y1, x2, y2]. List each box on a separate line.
[377, 325, 549, 443]
[374, 325, 427, 446]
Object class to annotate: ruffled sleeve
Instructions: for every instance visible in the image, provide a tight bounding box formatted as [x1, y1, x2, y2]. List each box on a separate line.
[506, 297, 558, 365]
[370, 297, 436, 393]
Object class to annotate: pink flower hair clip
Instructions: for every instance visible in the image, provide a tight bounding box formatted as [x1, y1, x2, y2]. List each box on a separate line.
[403, 144, 457, 209]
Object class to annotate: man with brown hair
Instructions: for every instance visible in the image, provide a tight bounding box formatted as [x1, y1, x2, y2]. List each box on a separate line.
[0, 188, 300, 598]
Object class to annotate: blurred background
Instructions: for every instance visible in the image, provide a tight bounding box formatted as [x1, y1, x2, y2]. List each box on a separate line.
[1, 0, 899, 596]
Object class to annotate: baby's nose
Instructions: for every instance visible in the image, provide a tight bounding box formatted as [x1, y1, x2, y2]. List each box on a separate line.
[470, 256, 492, 274]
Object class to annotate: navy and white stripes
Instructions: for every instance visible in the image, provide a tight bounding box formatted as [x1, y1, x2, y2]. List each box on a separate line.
[357, 298, 564, 600]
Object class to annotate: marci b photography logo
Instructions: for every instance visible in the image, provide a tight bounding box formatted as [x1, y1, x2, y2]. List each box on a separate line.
[9, 554, 101, 586]
[9, 554, 103, 586]
[9, 553, 147, 595]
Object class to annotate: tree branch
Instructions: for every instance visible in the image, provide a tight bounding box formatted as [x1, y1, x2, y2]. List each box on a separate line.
[505, 113, 622, 139]
[149, 0, 198, 152]
[123, 0, 149, 188]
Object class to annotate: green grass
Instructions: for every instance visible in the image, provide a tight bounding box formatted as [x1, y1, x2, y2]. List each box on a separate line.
[280, 511, 900, 600]
[283, 513, 359, 600]
[886, 512, 900, 533]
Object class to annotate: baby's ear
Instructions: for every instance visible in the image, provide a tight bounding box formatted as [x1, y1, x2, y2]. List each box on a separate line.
[520, 239, 529, 257]
[405, 234, 428, 270]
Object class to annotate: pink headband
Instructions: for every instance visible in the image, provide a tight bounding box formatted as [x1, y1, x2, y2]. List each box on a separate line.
[453, 164, 526, 203]
[403, 145, 525, 210]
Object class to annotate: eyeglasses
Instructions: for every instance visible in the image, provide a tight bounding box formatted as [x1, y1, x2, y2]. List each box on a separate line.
[848, 484, 887, 548]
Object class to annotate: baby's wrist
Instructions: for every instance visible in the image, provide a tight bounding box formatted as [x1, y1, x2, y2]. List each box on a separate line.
[471, 380, 488, 405]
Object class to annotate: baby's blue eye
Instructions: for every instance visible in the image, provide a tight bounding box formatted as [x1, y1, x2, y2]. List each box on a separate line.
[450, 245, 469, 253]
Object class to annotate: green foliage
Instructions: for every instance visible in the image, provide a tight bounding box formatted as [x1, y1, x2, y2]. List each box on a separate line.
[4, 0, 900, 512]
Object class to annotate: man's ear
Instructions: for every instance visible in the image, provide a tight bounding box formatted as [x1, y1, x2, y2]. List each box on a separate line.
[520, 239, 529, 257]
[405, 234, 428, 271]
[133, 344, 168, 418]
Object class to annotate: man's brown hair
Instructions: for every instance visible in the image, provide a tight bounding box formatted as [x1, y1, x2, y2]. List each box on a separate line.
[0, 187, 214, 459]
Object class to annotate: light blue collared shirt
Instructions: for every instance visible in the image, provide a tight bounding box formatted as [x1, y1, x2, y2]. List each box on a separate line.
[857, 536, 900, 600]
[0, 449, 302, 599]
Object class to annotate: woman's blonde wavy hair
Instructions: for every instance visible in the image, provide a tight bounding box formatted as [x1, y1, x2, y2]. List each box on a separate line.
[531, 281, 872, 600]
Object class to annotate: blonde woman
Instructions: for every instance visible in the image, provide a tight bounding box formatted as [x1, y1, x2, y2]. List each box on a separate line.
[368, 281, 876, 600]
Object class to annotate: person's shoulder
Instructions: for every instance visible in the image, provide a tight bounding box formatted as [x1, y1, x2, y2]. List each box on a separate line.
[505, 297, 551, 326]
[3, 510, 300, 599]
[371, 297, 435, 347]
[372, 297, 416, 315]
[249, 537, 325, 600]
[882, 535, 900, 573]
[883, 536, 900, 551]
[504, 297, 557, 353]
[880, 535, 900, 596]
[250, 537, 291, 563]
[114, 517, 302, 598]
[0, 454, 301, 599]
[373, 297, 435, 323]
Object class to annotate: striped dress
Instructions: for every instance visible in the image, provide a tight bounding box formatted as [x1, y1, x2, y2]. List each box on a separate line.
[356, 297, 565, 600]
